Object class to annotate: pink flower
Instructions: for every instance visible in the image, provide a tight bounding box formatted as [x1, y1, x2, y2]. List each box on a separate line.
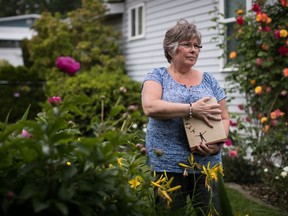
[230, 120, 237, 127]
[274, 30, 281, 39]
[21, 129, 33, 138]
[280, 90, 287, 96]
[236, 16, 244, 25]
[55, 56, 80, 76]
[238, 104, 244, 110]
[252, 3, 261, 13]
[278, 46, 288, 56]
[229, 150, 238, 158]
[225, 139, 232, 147]
[48, 96, 62, 105]
[271, 120, 277, 127]
[256, 58, 263, 66]
[128, 104, 139, 112]
[262, 26, 271, 32]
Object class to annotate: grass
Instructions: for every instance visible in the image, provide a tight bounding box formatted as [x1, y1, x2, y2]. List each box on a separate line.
[226, 185, 286, 216]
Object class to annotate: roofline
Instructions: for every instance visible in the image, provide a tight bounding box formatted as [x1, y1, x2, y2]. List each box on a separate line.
[0, 14, 41, 22]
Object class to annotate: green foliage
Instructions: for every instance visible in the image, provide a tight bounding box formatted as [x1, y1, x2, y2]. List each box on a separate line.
[44, 70, 145, 135]
[22, 0, 144, 134]
[224, 1, 288, 165]
[222, 155, 262, 184]
[0, 0, 82, 18]
[0, 65, 45, 123]
[0, 97, 152, 216]
[226, 186, 285, 216]
[212, 0, 288, 210]
[27, 0, 124, 79]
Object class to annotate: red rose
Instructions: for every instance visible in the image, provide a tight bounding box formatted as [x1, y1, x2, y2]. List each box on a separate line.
[252, 3, 261, 12]
[236, 16, 244, 25]
[278, 46, 288, 56]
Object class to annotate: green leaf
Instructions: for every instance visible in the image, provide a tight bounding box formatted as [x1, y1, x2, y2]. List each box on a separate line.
[33, 198, 50, 213]
[110, 105, 125, 117]
[4, 109, 12, 126]
[20, 104, 31, 122]
[63, 166, 78, 179]
[218, 172, 233, 216]
[55, 202, 69, 216]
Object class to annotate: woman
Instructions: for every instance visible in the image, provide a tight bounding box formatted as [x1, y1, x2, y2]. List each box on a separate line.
[141, 19, 230, 215]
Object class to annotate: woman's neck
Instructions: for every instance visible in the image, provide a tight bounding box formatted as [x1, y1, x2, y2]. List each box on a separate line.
[166, 65, 203, 88]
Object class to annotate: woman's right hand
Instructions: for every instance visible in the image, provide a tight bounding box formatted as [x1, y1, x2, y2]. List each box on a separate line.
[191, 97, 222, 127]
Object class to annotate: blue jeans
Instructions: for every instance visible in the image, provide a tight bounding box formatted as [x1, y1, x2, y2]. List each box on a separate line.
[154, 172, 220, 216]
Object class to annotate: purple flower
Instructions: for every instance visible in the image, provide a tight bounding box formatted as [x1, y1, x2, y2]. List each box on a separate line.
[55, 56, 80, 76]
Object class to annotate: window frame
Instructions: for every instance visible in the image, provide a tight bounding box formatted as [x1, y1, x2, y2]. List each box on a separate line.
[219, 0, 252, 71]
[128, 3, 145, 41]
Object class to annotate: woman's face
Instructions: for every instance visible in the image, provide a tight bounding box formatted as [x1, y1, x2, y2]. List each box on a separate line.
[172, 38, 201, 67]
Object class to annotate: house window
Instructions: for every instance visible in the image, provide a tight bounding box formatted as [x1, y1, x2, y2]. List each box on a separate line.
[128, 3, 145, 40]
[220, 0, 252, 67]
[0, 40, 20, 48]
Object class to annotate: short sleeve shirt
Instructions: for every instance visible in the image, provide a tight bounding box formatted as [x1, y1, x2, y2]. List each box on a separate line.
[142, 67, 226, 173]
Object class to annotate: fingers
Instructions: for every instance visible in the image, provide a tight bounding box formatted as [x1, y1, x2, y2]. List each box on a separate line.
[191, 142, 210, 156]
[207, 113, 221, 121]
[203, 117, 213, 128]
[191, 142, 220, 156]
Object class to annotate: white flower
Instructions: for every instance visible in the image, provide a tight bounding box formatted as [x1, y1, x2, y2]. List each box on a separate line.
[142, 128, 147, 133]
[275, 163, 280, 168]
[264, 168, 268, 173]
[283, 166, 288, 172]
[132, 123, 138, 129]
[275, 176, 279, 180]
[280, 171, 287, 178]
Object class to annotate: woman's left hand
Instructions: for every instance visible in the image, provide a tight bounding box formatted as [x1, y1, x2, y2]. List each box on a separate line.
[191, 142, 221, 156]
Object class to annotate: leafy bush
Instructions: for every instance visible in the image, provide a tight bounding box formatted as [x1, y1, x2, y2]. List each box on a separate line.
[44, 69, 145, 134]
[0, 65, 45, 122]
[212, 0, 288, 210]
[0, 97, 152, 216]
[23, 0, 146, 133]
[26, 0, 124, 79]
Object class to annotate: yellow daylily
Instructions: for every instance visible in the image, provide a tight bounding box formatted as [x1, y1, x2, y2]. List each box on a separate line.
[178, 154, 201, 176]
[166, 185, 182, 192]
[129, 175, 143, 189]
[158, 189, 172, 202]
[151, 170, 181, 207]
[117, 157, 123, 167]
[201, 162, 224, 191]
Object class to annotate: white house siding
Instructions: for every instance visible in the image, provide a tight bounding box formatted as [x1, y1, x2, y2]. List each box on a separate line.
[122, 0, 222, 82]
[0, 48, 23, 66]
[0, 25, 37, 67]
[121, 0, 244, 114]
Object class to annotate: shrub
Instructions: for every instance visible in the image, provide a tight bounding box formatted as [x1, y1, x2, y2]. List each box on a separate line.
[0, 65, 45, 122]
[212, 0, 288, 210]
[0, 97, 152, 216]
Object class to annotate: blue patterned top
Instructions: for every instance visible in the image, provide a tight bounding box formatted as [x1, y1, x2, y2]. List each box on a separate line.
[142, 67, 226, 173]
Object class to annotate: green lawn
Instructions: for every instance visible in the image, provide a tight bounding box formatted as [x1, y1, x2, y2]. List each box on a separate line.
[226, 186, 286, 216]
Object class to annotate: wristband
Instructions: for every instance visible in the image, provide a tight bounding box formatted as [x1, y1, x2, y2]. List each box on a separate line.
[189, 103, 193, 118]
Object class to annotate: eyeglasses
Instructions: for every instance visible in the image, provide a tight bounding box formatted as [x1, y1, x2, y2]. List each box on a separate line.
[178, 42, 202, 50]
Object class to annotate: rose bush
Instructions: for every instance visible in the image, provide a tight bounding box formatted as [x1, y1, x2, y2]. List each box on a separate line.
[213, 0, 288, 210]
